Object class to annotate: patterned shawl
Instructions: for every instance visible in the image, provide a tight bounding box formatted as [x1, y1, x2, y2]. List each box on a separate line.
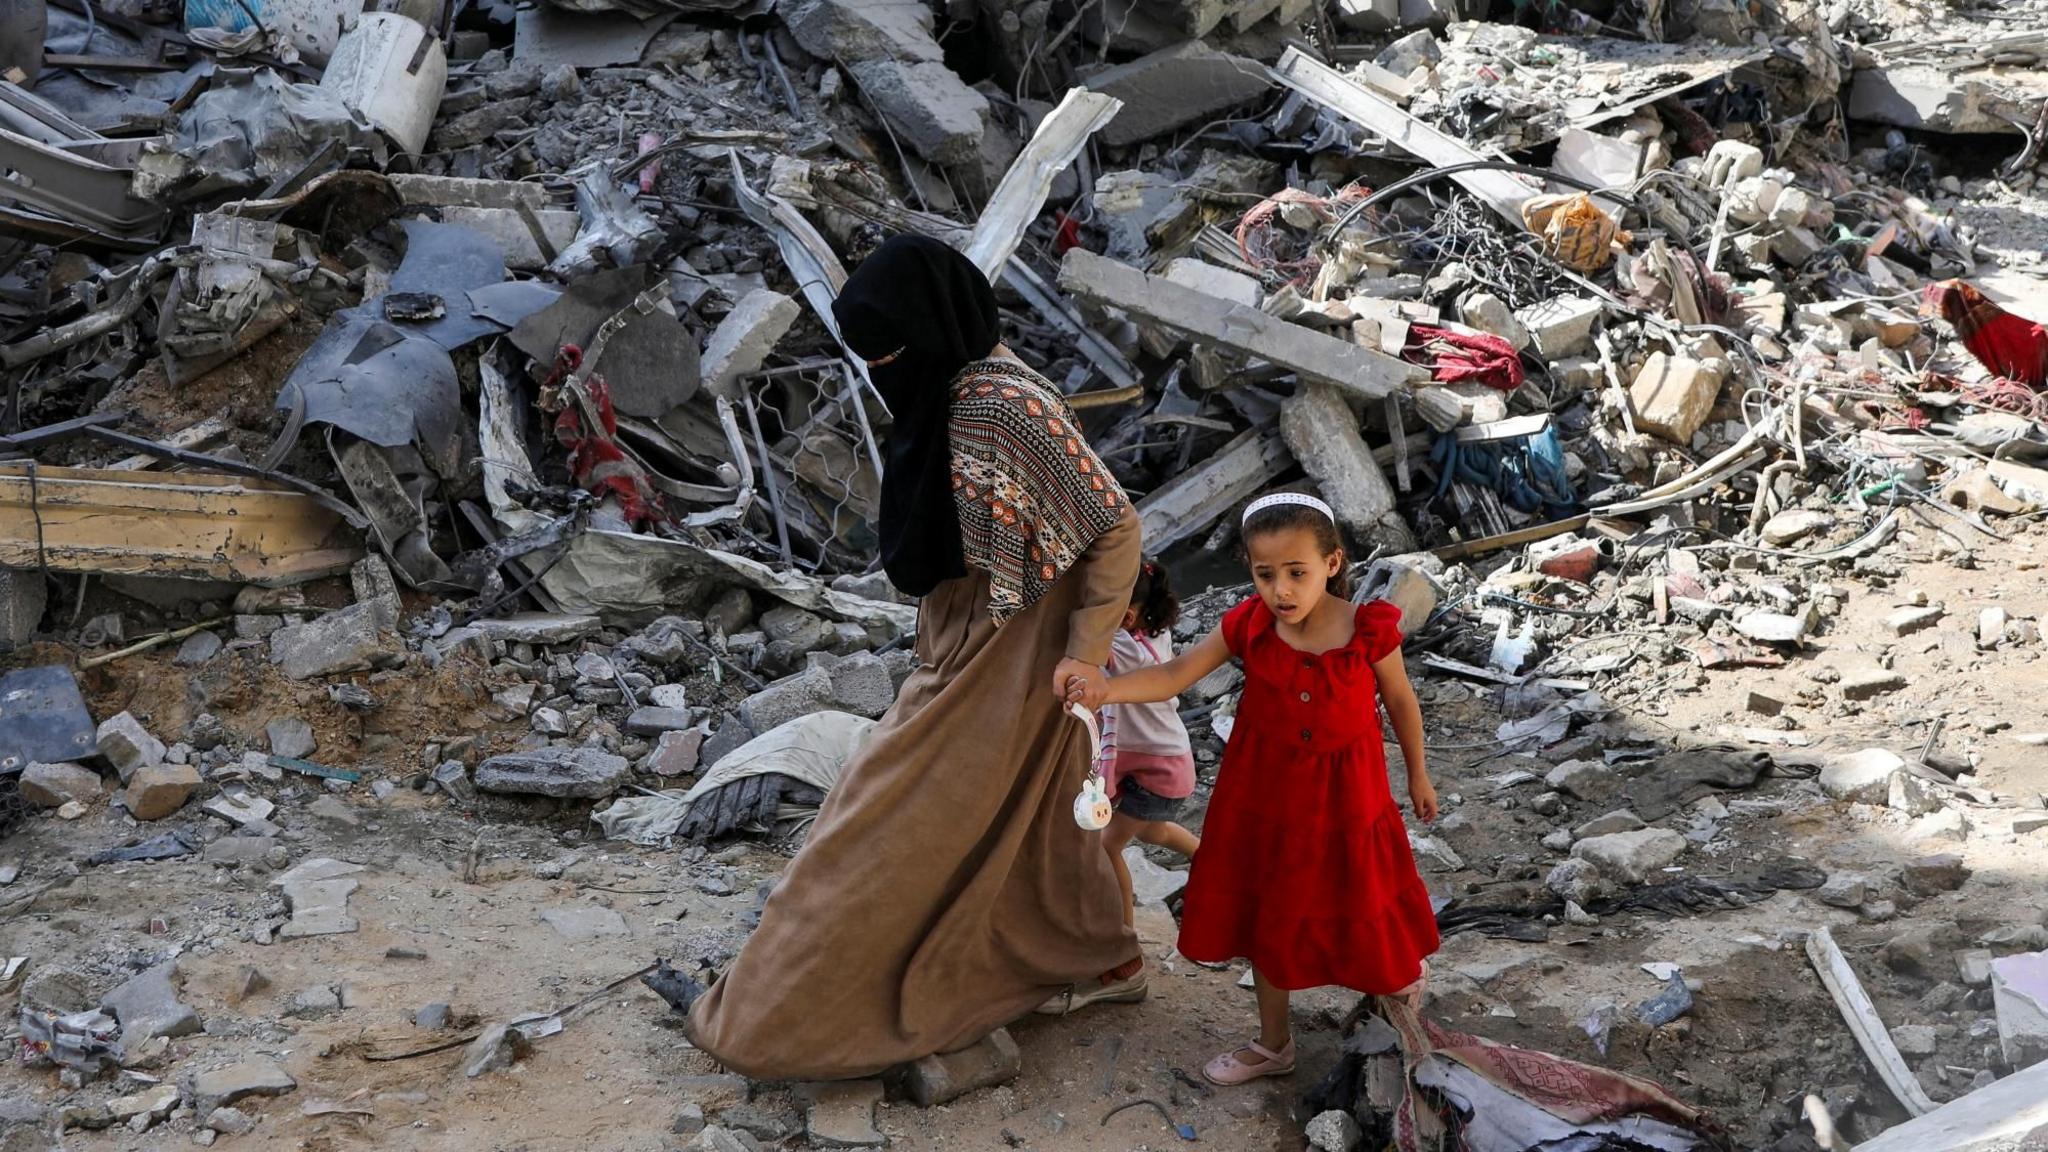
[948, 359, 1129, 624]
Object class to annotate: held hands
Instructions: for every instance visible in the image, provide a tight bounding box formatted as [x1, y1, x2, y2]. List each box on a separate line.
[1052, 657, 1108, 711]
[1407, 770, 1439, 824]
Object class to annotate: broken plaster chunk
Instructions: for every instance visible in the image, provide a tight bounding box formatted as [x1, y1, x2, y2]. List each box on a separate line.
[1280, 384, 1416, 553]
[1628, 351, 1724, 446]
[1840, 668, 1907, 701]
[19, 761, 104, 808]
[124, 764, 201, 821]
[1761, 509, 1832, 546]
[190, 1060, 296, 1111]
[1819, 748, 1904, 803]
[96, 711, 166, 783]
[1570, 828, 1686, 884]
[699, 289, 800, 400]
[1082, 41, 1272, 149]
[1886, 605, 1944, 637]
[844, 57, 989, 166]
[474, 747, 632, 799]
[1514, 296, 1601, 359]
[269, 603, 398, 682]
[902, 1027, 1020, 1106]
[1457, 292, 1530, 352]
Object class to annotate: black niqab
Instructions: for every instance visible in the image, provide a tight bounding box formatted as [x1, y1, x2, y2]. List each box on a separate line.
[832, 235, 1000, 598]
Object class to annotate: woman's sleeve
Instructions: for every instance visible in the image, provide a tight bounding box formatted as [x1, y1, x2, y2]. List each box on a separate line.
[1360, 598, 1404, 662]
[1064, 506, 1141, 667]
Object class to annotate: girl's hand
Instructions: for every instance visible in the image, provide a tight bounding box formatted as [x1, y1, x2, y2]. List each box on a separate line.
[1407, 771, 1439, 823]
[1053, 657, 1108, 710]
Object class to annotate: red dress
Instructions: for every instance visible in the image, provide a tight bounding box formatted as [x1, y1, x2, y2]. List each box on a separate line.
[1176, 597, 1441, 993]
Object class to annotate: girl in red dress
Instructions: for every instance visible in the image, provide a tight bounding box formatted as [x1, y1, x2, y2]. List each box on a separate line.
[1070, 492, 1441, 1086]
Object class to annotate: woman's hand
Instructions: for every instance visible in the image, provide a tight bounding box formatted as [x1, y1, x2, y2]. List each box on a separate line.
[1407, 770, 1439, 824]
[1052, 657, 1108, 710]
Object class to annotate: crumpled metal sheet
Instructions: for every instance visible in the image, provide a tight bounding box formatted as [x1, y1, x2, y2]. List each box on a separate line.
[276, 310, 463, 475]
[386, 219, 508, 350]
[0, 665, 98, 774]
[549, 167, 662, 279]
[174, 68, 381, 191]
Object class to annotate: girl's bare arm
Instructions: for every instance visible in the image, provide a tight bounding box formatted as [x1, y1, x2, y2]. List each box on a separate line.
[1372, 646, 1436, 821]
[1097, 628, 1230, 706]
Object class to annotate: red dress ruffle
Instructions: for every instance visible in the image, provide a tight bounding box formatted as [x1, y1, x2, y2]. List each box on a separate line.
[1176, 597, 1441, 993]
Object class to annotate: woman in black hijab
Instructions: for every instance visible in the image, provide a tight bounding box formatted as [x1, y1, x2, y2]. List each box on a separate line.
[687, 234, 1150, 1080]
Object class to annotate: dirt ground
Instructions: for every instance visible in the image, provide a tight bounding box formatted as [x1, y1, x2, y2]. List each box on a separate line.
[3, 491, 2047, 1150]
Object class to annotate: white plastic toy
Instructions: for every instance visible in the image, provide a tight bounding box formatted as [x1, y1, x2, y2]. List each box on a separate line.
[1068, 703, 1113, 830]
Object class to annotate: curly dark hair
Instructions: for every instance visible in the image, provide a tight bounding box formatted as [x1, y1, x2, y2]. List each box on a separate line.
[1130, 557, 1180, 636]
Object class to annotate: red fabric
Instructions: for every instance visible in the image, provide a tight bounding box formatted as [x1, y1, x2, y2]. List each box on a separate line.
[1923, 279, 2048, 388]
[1403, 324, 1525, 391]
[547, 346, 673, 532]
[1052, 211, 1083, 256]
[1176, 598, 1440, 993]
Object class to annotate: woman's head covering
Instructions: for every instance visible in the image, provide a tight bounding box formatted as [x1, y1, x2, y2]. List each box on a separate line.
[832, 235, 1000, 597]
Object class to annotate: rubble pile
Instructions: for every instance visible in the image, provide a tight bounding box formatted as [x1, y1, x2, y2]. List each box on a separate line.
[2, 0, 2047, 1145]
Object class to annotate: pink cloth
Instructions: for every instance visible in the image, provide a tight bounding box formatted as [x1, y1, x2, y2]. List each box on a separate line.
[1097, 629, 1196, 801]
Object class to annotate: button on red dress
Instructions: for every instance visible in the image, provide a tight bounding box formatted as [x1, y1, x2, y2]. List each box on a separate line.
[1176, 597, 1441, 992]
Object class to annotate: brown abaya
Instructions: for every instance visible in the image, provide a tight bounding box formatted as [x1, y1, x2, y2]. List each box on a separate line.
[686, 508, 1142, 1080]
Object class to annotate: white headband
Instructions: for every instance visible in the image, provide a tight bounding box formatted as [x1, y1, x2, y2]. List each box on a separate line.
[1242, 492, 1336, 526]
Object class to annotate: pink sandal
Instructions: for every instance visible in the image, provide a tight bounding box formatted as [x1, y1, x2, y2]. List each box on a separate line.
[1202, 1037, 1296, 1086]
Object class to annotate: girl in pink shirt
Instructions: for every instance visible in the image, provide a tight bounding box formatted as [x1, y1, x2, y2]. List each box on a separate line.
[1096, 559, 1200, 926]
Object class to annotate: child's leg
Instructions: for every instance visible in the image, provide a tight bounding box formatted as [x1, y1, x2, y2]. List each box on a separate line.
[1134, 819, 1200, 858]
[1103, 813, 1143, 929]
[1252, 968, 1292, 1051]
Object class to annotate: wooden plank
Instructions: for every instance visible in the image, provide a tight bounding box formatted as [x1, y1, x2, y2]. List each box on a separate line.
[105, 415, 231, 470]
[1429, 514, 1592, 562]
[1270, 48, 1534, 228]
[0, 465, 361, 584]
[1805, 926, 1938, 1118]
[1059, 249, 1426, 399]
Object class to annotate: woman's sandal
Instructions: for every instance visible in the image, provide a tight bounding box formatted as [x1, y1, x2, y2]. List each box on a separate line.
[1202, 1037, 1296, 1086]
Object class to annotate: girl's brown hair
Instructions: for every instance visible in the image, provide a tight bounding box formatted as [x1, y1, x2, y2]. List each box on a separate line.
[1240, 501, 1351, 599]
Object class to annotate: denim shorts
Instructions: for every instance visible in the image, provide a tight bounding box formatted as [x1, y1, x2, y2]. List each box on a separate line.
[1114, 778, 1183, 823]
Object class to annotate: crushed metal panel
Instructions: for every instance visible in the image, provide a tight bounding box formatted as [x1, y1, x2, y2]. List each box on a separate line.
[0, 465, 361, 584]
[0, 665, 99, 774]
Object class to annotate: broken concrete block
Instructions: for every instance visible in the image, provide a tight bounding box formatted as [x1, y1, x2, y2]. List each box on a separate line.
[901, 1027, 1020, 1106]
[266, 716, 317, 760]
[1886, 605, 1943, 637]
[624, 707, 693, 736]
[1817, 873, 1868, 908]
[846, 58, 989, 165]
[1847, 64, 2024, 136]
[475, 748, 632, 799]
[1456, 292, 1530, 352]
[641, 728, 703, 777]
[101, 963, 202, 1045]
[1840, 668, 1906, 701]
[1514, 296, 1601, 359]
[1335, 0, 1398, 31]
[699, 289, 800, 400]
[97, 711, 166, 783]
[1570, 828, 1687, 884]
[1889, 771, 1947, 816]
[1629, 352, 1723, 445]
[189, 1060, 296, 1111]
[1979, 606, 2009, 650]
[739, 664, 837, 734]
[125, 764, 201, 821]
[1907, 808, 1966, 842]
[174, 630, 224, 666]
[468, 613, 601, 645]
[783, 0, 943, 64]
[1084, 41, 1272, 148]
[20, 761, 103, 808]
[1573, 809, 1645, 840]
[1736, 607, 1815, 644]
[823, 651, 896, 718]
[1900, 852, 1970, 896]
[269, 603, 397, 681]
[1991, 950, 2048, 1066]
[1958, 949, 1995, 988]
[1820, 748, 1904, 803]
[1544, 758, 1621, 804]
[1280, 384, 1417, 553]
[1761, 509, 1832, 546]
[1355, 554, 1440, 636]
[1947, 466, 2035, 517]
[1162, 257, 1261, 308]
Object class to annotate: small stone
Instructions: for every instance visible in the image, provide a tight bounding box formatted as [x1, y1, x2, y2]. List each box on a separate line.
[1892, 1024, 1938, 1057]
[1458, 291, 1531, 351]
[265, 716, 316, 759]
[902, 1027, 1021, 1106]
[1886, 605, 1944, 637]
[671, 1102, 708, 1135]
[470, 613, 601, 645]
[1530, 791, 1565, 816]
[1541, 828, 1574, 852]
[1818, 873, 1869, 908]
[461, 1022, 528, 1078]
[415, 1002, 451, 1030]
[1858, 899, 1898, 922]
[268, 603, 397, 681]
[1544, 759, 1621, 804]
[824, 650, 895, 718]
[1762, 509, 1833, 546]
[625, 706, 693, 735]
[231, 965, 269, 1003]
[649, 683, 689, 709]
[758, 605, 829, 653]
[1841, 669, 1907, 701]
[190, 1060, 296, 1109]
[719, 1103, 800, 1141]
[1908, 808, 1967, 842]
[1570, 828, 1687, 884]
[1574, 809, 1646, 839]
[1564, 900, 1598, 926]
[1820, 748, 1905, 803]
[738, 665, 836, 734]
[57, 799, 86, 819]
[541, 63, 581, 100]
[97, 711, 166, 782]
[174, 630, 224, 666]
[204, 1106, 255, 1135]
[1744, 690, 1785, 717]
[289, 985, 342, 1016]
[682, 1127, 752, 1152]
[108, 1083, 180, 1121]
[125, 764, 202, 820]
[1902, 853, 1970, 896]
[1979, 606, 2010, 650]
[19, 761, 103, 808]
[1307, 1108, 1365, 1151]
[573, 652, 616, 683]
[641, 728, 703, 778]
[531, 707, 570, 736]
[1889, 772, 1946, 816]
[101, 962, 201, 1044]
[1546, 857, 1606, 905]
